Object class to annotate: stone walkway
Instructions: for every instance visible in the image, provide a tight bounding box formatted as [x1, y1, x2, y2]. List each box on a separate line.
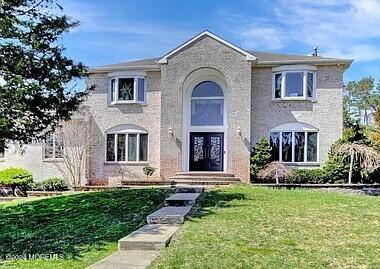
[87, 186, 203, 269]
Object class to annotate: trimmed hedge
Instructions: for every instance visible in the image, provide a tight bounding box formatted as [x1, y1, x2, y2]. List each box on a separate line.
[0, 168, 33, 187]
[28, 177, 69, 191]
[286, 168, 324, 184]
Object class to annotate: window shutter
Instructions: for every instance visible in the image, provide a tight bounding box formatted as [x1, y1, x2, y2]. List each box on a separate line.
[137, 78, 145, 102]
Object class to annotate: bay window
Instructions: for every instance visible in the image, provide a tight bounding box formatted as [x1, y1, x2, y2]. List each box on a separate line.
[109, 76, 146, 104]
[269, 122, 318, 163]
[106, 133, 148, 162]
[272, 65, 316, 100]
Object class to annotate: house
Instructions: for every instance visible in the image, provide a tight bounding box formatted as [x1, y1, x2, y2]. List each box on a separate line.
[0, 31, 352, 184]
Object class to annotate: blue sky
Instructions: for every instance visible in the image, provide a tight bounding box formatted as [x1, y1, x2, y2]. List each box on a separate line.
[59, 0, 380, 83]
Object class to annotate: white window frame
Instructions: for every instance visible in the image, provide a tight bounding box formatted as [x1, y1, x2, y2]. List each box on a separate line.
[105, 132, 149, 163]
[43, 134, 63, 160]
[272, 65, 317, 101]
[109, 76, 147, 105]
[190, 83, 225, 127]
[269, 131, 319, 164]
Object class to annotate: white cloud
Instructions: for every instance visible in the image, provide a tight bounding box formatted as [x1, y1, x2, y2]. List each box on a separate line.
[233, 0, 380, 61]
[240, 25, 285, 49]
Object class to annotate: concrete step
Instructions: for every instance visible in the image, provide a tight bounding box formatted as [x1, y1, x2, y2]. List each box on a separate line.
[86, 250, 159, 269]
[164, 192, 201, 206]
[118, 224, 179, 251]
[147, 206, 192, 224]
[175, 186, 204, 193]
[170, 176, 240, 182]
[173, 180, 237, 185]
[120, 180, 174, 186]
[175, 172, 236, 177]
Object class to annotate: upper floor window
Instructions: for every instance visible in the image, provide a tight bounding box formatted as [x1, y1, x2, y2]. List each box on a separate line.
[191, 81, 224, 126]
[109, 76, 146, 104]
[272, 65, 316, 100]
[44, 133, 63, 159]
[269, 122, 318, 164]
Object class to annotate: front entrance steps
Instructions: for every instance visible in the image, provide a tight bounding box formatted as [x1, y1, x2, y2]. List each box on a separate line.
[88, 186, 202, 269]
[118, 224, 180, 251]
[170, 172, 241, 185]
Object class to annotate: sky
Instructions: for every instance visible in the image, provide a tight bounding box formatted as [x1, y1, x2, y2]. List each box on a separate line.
[58, 0, 380, 83]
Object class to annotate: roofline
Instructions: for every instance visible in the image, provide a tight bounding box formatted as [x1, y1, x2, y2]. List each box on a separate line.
[89, 64, 160, 74]
[157, 30, 257, 64]
[255, 59, 353, 67]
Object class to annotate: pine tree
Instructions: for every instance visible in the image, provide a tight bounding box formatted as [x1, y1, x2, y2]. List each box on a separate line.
[0, 0, 92, 143]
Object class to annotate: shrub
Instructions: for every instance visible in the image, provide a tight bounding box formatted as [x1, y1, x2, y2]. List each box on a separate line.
[0, 168, 33, 196]
[287, 168, 324, 184]
[250, 138, 272, 179]
[257, 162, 292, 183]
[28, 177, 69, 191]
[143, 166, 156, 180]
[322, 158, 350, 183]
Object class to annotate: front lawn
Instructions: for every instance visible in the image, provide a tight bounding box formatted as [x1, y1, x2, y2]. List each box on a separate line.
[151, 185, 380, 269]
[0, 188, 170, 269]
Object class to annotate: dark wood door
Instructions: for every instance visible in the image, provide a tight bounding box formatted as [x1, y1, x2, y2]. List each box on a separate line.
[189, 132, 224, 171]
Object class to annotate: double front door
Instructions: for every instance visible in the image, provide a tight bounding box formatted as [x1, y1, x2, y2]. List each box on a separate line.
[189, 132, 224, 171]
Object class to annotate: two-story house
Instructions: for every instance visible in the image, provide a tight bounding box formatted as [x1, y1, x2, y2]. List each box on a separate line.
[0, 31, 352, 184]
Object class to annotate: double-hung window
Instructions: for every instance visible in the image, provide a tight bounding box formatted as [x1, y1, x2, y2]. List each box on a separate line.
[272, 65, 316, 100]
[106, 133, 148, 162]
[269, 123, 318, 163]
[43, 133, 64, 159]
[109, 76, 146, 104]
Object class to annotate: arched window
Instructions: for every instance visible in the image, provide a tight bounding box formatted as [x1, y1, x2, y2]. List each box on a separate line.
[105, 124, 148, 163]
[191, 81, 224, 126]
[269, 122, 318, 163]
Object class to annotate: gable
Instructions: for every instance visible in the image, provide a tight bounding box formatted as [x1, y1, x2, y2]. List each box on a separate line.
[158, 30, 256, 64]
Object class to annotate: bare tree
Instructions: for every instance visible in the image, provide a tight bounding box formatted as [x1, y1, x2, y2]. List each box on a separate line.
[53, 118, 96, 187]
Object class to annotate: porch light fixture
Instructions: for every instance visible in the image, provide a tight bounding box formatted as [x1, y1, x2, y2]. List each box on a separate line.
[237, 126, 242, 137]
[168, 126, 173, 136]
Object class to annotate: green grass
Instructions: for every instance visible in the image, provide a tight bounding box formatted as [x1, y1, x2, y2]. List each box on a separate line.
[151, 185, 380, 269]
[0, 188, 170, 269]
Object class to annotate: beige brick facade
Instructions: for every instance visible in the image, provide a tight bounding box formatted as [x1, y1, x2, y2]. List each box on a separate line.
[0, 32, 348, 184]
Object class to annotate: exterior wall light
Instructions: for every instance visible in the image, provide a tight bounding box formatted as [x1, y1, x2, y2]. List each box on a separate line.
[237, 126, 242, 137]
[168, 126, 173, 136]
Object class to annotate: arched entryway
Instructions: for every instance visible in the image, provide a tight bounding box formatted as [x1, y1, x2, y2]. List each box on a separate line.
[182, 68, 228, 172]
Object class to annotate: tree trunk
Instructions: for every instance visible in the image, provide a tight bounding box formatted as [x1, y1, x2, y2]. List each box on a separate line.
[348, 150, 354, 184]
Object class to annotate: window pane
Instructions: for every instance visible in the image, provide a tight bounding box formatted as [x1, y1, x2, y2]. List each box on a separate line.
[110, 79, 115, 102]
[138, 78, 145, 102]
[307, 72, 314, 98]
[294, 132, 305, 162]
[106, 134, 115, 161]
[118, 78, 134, 101]
[54, 135, 64, 158]
[192, 81, 223, 97]
[0, 140, 5, 158]
[282, 132, 292, 162]
[117, 134, 126, 161]
[191, 99, 223, 126]
[44, 136, 54, 158]
[128, 134, 137, 161]
[307, 132, 318, 162]
[270, 132, 280, 161]
[285, 72, 303, 97]
[139, 134, 148, 161]
[274, 73, 282, 98]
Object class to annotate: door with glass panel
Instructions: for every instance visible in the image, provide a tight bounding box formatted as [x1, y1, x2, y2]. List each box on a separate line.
[189, 132, 224, 171]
